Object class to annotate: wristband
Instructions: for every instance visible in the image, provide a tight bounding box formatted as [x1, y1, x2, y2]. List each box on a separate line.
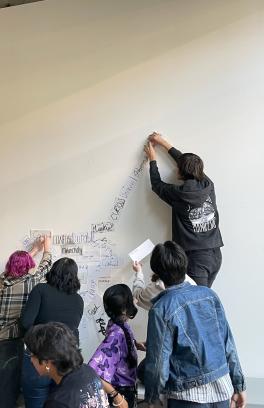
[108, 390, 119, 399]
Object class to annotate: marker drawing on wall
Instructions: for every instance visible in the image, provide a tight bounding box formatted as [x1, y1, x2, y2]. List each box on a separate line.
[109, 156, 147, 225]
[30, 229, 52, 239]
[22, 155, 147, 358]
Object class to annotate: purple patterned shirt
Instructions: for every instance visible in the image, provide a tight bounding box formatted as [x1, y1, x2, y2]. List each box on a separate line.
[89, 320, 137, 387]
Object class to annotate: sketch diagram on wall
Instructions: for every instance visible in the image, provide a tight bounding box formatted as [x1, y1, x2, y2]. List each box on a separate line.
[22, 156, 147, 359]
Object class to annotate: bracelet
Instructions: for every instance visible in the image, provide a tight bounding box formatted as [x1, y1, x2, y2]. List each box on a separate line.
[108, 390, 119, 398]
[112, 395, 125, 406]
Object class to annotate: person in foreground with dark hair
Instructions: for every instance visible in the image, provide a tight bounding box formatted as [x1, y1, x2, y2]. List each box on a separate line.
[144, 132, 223, 287]
[144, 241, 246, 408]
[21, 258, 84, 408]
[24, 322, 109, 408]
[89, 284, 142, 408]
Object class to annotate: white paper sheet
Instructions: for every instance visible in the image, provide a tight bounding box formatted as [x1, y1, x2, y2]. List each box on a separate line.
[128, 239, 155, 262]
[30, 229, 52, 239]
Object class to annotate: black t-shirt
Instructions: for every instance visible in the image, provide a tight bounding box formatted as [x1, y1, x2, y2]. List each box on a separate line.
[44, 364, 109, 408]
[21, 283, 84, 338]
[149, 147, 223, 251]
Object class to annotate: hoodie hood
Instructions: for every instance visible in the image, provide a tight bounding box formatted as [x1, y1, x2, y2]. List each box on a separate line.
[177, 176, 213, 207]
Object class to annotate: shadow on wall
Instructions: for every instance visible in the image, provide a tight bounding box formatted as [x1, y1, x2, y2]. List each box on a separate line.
[1, 0, 263, 124]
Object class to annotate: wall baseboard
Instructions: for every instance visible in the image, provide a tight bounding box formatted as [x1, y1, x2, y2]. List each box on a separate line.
[247, 405, 264, 408]
[246, 377, 264, 406]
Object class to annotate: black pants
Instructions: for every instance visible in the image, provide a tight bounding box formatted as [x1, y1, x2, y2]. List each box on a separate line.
[110, 385, 137, 408]
[0, 338, 24, 408]
[137, 359, 145, 385]
[168, 399, 229, 408]
[186, 248, 222, 288]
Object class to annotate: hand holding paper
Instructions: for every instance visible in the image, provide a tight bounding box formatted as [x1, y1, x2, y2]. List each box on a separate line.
[132, 261, 142, 273]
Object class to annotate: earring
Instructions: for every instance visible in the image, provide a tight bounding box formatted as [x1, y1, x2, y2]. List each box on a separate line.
[45, 366, 50, 372]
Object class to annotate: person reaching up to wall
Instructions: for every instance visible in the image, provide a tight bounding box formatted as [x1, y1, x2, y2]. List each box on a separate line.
[0, 235, 52, 408]
[132, 260, 196, 312]
[144, 132, 223, 287]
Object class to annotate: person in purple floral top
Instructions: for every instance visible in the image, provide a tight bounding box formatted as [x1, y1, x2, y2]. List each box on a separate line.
[89, 284, 142, 408]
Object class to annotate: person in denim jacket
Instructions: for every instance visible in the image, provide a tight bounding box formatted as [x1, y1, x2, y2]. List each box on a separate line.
[144, 241, 246, 408]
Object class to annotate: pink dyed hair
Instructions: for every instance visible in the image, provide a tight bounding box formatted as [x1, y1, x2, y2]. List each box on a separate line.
[5, 251, 36, 279]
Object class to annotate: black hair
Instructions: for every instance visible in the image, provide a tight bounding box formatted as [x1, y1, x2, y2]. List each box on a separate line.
[46, 258, 80, 294]
[177, 153, 204, 181]
[24, 322, 83, 376]
[103, 284, 137, 368]
[150, 241, 188, 286]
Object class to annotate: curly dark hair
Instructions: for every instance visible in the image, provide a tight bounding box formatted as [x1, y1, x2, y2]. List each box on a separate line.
[150, 241, 188, 286]
[46, 258, 80, 294]
[24, 322, 83, 376]
[103, 284, 137, 368]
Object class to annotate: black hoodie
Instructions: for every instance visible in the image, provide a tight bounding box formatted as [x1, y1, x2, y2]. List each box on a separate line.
[149, 147, 223, 251]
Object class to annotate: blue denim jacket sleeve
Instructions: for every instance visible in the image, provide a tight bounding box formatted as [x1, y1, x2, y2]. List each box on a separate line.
[214, 295, 246, 393]
[144, 307, 173, 404]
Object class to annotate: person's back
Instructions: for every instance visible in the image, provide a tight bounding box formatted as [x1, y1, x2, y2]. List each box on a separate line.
[0, 237, 52, 408]
[89, 320, 137, 387]
[149, 283, 233, 387]
[45, 364, 109, 408]
[21, 257, 84, 408]
[21, 282, 83, 338]
[144, 241, 246, 408]
[0, 238, 51, 340]
[89, 284, 138, 408]
[144, 132, 223, 287]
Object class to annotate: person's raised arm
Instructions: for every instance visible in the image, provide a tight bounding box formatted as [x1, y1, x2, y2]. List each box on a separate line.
[149, 132, 182, 163]
[144, 141, 157, 162]
[132, 261, 164, 311]
[144, 141, 177, 206]
[148, 132, 173, 151]
[132, 261, 145, 291]
[29, 237, 44, 258]
[31, 236, 52, 280]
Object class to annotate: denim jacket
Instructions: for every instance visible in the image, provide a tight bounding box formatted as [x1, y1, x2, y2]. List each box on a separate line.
[144, 282, 245, 403]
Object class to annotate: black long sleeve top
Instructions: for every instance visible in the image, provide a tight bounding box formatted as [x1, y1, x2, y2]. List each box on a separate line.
[21, 283, 84, 339]
[149, 147, 223, 251]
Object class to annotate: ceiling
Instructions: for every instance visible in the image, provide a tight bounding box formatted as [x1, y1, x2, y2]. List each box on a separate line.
[0, 0, 43, 8]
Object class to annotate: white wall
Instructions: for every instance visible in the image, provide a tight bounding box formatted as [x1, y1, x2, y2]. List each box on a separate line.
[1, 0, 264, 387]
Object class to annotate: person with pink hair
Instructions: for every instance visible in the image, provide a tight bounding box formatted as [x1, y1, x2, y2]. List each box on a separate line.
[0, 236, 52, 408]
[5, 250, 36, 279]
